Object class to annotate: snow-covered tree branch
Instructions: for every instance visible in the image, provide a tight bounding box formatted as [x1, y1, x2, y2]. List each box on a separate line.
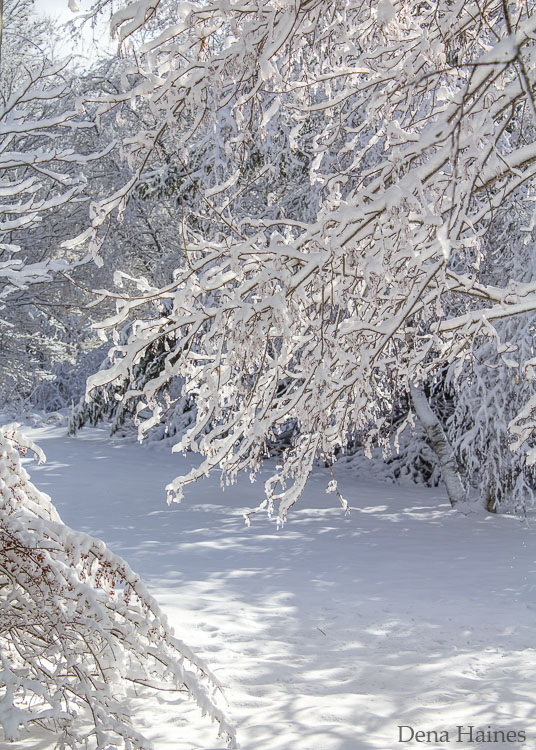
[0, 423, 235, 748]
[73, 0, 536, 519]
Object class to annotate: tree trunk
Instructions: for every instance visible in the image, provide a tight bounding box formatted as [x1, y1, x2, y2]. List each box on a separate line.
[409, 382, 469, 510]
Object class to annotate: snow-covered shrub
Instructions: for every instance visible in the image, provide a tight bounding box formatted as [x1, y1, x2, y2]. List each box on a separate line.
[448, 319, 536, 513]
[443, 201, 536, 512]
[387, 420, 442, 487]
[384, 371, 455, 488]
[69, 327, 196, 439]
[0, 423, 234, 749]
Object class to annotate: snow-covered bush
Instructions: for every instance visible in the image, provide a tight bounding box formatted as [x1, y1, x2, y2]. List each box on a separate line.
[448, 319, 536, 513]
[69, 326, 196, 439]
[0, 423, 235, 749]
[387, 423, 442, 488]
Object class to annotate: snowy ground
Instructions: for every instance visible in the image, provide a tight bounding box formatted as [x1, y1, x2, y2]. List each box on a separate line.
[16, 422, 536, 750]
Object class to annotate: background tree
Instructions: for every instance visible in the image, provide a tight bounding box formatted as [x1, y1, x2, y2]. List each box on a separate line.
[0, 0, 109, 407]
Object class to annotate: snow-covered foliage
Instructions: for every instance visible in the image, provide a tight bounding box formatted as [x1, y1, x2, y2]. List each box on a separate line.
[71, 0, 536, 518]
[0, 0, 111, 404]
[447, 214, 536, 511]
[388, 419, 442, 488]
[391, 185, 536, 510]
[69, 327, 196, 439]
[0, 423, 235, 749]
[448, 332, 536, 512]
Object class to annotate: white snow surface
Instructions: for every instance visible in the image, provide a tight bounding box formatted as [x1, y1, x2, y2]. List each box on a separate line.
[15, 422, 536, 750]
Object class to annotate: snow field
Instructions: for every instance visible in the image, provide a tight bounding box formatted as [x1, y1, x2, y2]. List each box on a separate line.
[22, 423, 536, 750]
